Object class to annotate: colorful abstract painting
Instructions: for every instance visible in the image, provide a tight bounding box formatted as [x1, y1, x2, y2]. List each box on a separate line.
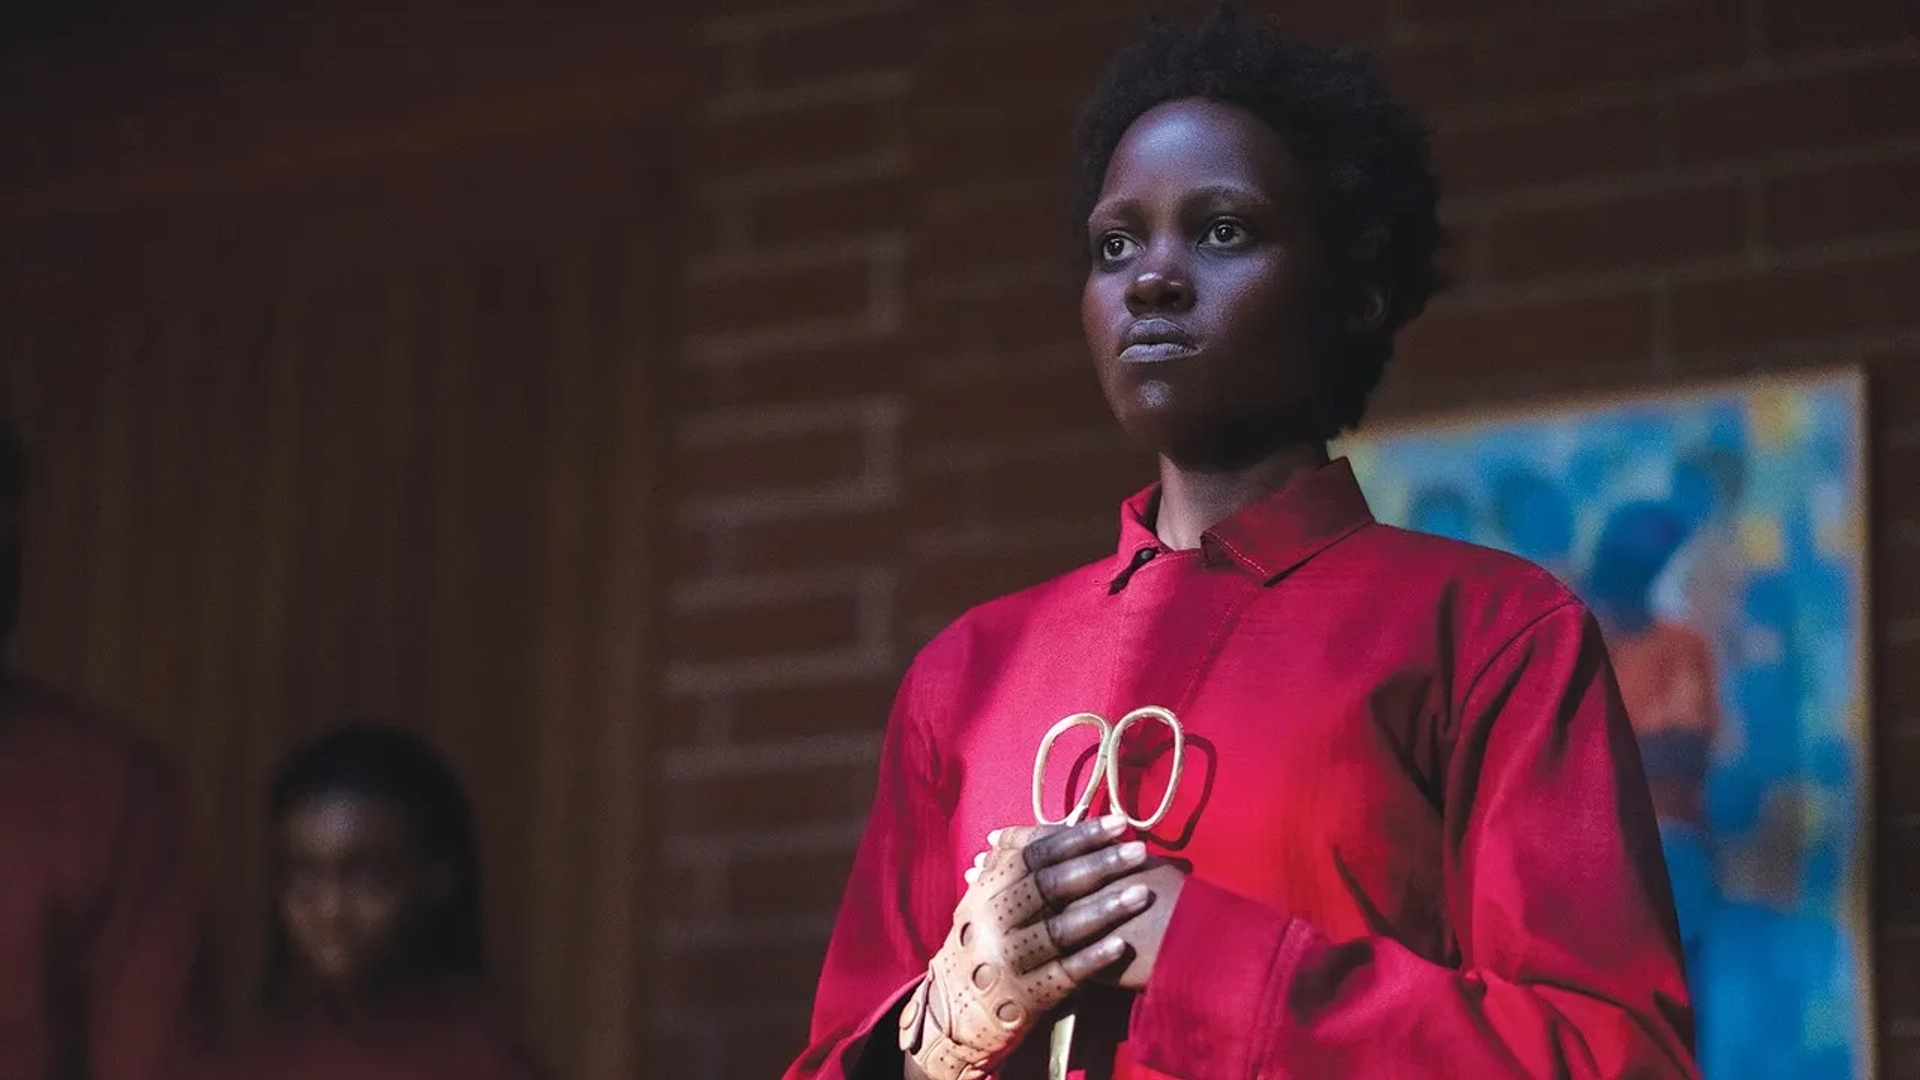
[1338, 370, 1873, 1078]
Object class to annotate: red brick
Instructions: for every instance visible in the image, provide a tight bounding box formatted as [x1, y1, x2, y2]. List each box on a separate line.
[1867, 347, 1920, 429]
[1870, 443, 1920, 572]
[1888, 935, 1920, 1025]
[1258, 0, 1392, 43]
[720, 1012, 816, 1080]
[674, 521, 713, 579]
[1890, 1031, 1920, 1080]
[685, 257, 873, 336]
[694, 95, 903, 178]
[725, 672, 898, 737]
[1880, 533, 1920, 637]
[919, 190, 1080, 289]
[1670, 251, 1920, 354]
[1396, 0, 1535, 22]
[736, 174, 910, 248]
[1484, 184, 1745, 279]
[1482, 0, 1746, 99]
[1383, 39, 1482, 113]
[664, 762, 877, 835]
[919, 100, 1079, 200]
[664, 937, 832, 1009]
[1398, 291, 1657, 378]
[727, 673, 902, 741]
[656, 860, 714, 920]
[1676, 60, 1920, 165]
[1764, 157, 1920, 247]
[674, 359, 735, 414]
[1763, 0, 1920, 55]
[923, 10, 1132, 111]
[648, 1029, 709, 1074]
[912, 362, 1112, 445]
[1877, 818, 1920, 915]
[687, 39, 740, 104]
[751, 5, 917, 89]
[907, 536, 1112, 627]
[655, 690, 714, 749]
[964, 445, 1149, 528]
[904, 466, 980, 535]
[671, 591, 864, 665]
[727, 848, 859, 917]
[675, 421, 872, 497]
[1435, 102, 1661, 196]
[685, 335, 905, 410]
[914, 289, 1084, 364]
[728, 504, 902, 574]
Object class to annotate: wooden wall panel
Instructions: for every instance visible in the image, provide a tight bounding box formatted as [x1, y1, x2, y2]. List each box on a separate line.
[0, 5, 681, 1074]
[0, 237, 667, 1075]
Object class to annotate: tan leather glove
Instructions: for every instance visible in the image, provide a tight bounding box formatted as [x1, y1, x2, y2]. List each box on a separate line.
[897, 845, 1074, 1080]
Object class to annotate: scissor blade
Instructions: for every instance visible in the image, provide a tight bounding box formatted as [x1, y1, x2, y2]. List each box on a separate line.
[1047, 1010, 1076, 1080]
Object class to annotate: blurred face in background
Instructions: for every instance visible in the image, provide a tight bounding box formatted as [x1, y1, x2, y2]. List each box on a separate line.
[280, 791, 446, 994]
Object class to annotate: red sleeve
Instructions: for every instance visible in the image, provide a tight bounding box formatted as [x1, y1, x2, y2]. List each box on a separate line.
[1127, 601, 1699, 1078]
[86, 740, 209, 1080]
[783, 660, 959, 1080]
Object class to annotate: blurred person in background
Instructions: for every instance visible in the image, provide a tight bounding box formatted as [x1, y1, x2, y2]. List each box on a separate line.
[786, 7, 1694, 1080]
[1585, 500, 1719, 996]
[0, 422, 212, 1080]
[219, 724, 550, 1080]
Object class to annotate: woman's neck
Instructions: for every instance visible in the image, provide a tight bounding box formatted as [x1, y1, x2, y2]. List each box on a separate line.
[1152, 441, 1329, 550]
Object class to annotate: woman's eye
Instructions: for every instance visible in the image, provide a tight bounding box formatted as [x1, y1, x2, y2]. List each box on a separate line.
[1202, 220, 1248, 247]
[1098, 234, 1136, 262]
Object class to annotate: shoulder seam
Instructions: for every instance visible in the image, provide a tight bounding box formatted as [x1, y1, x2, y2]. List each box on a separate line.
[1455, 596, 1584, 713]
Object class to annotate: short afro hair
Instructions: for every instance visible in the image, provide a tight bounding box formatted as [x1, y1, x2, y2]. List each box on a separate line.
[1072, 5, 1446, 439]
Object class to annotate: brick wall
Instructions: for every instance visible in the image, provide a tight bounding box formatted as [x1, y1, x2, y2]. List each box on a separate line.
[659, 1, 1920, 1076]
[659, 1, 913, 1075]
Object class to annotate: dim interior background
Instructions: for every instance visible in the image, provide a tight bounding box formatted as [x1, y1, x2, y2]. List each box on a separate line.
[0, 0, 1915, 1077]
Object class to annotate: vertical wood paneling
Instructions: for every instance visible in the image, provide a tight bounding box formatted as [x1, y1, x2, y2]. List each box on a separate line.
[0, 7, 678, 1067]
[529, 245, 600, 1059]
[0, 235, 667, 1074]
[82, 321, 137, 697]
[580, 232, 658, 1080]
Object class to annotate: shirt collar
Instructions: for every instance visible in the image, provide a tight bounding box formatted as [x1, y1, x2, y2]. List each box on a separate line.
[1106, 457, 1376, 587]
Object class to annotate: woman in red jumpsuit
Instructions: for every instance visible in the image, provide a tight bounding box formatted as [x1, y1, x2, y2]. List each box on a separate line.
[786, 9, 1697, 1079]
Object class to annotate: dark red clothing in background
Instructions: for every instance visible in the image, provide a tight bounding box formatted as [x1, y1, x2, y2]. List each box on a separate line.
[786, 460, 1696, 1079]
[219, 985, 550, 1080]
[0, 679, 206, 1080]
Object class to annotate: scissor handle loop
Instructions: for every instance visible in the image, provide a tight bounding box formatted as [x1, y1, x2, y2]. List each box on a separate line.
[1108, 706, 1184, 830]
[1032, 712, 1111, 826]
[1031, 707, 1184, 830]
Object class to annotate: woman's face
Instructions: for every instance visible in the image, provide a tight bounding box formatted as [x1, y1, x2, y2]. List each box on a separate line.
[1081, 97, 1328, 466]
[280, 791, 433, 992]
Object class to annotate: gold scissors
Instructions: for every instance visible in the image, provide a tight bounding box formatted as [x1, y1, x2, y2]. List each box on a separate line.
[1030, 706, 1185, 1080]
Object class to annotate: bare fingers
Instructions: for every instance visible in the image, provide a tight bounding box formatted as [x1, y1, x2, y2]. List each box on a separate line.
[994, 816, 1128, 870]
[964, 818, 1147, 913]
[1053, 934, 1134, 986]
[963, 815, 1126, 888]
[1042, 880, 1154, 964]
[1031, 840, 1148, 908]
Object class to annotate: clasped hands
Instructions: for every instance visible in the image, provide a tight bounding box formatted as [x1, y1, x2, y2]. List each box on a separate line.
[897, 815, 1187, 1080]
